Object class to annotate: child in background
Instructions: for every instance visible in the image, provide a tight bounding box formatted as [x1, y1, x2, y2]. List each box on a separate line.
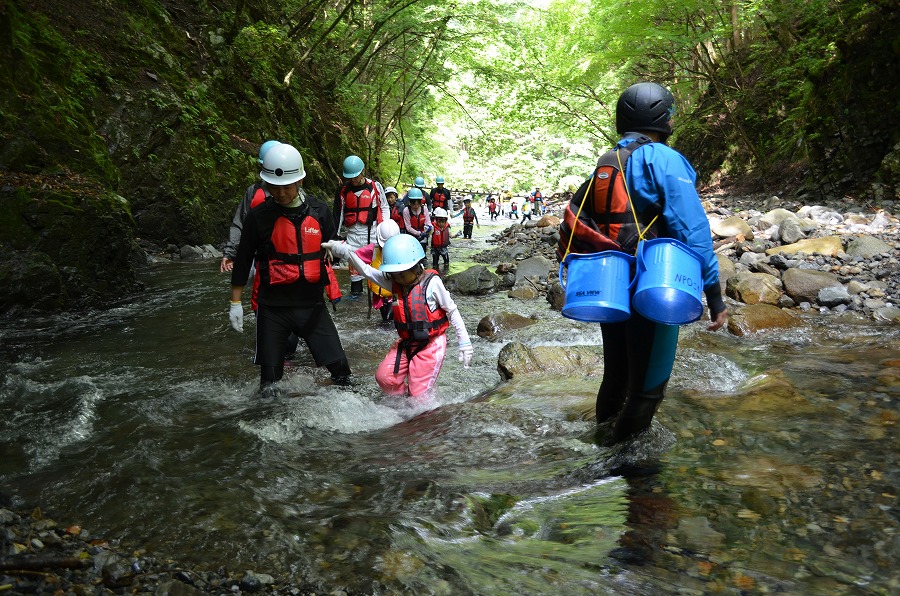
[430, 207, 451, 269]
[355, 220, 401, 321]
[322, 234, 474, 399]
[455, 196, 480, 238]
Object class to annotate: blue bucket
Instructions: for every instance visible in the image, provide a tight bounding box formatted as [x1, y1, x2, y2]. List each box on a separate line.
[633, 238, 704, 325]
[559, 251, 635, 323]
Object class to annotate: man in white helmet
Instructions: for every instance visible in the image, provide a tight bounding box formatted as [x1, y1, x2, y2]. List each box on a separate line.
[332, 154, 390, 298]
[229, 143, 352, 392]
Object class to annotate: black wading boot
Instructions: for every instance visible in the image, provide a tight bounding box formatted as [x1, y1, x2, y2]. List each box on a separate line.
[604, 393, 663, 446]
[327, 358, 353, 386]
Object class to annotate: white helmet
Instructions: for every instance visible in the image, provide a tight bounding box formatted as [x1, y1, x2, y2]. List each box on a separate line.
[260, 144, 306, 185]
[375, 220, 401, 247]
[383, 186, 398, 196]
[432, 207, 448, 219]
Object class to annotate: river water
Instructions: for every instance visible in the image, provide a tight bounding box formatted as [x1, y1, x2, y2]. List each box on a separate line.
[1, 217, 898, 594]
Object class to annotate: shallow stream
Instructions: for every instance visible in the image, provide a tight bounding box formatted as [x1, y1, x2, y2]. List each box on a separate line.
[1, 218, 897, 594]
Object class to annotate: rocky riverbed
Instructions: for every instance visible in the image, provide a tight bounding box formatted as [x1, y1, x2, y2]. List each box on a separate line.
[3, 191, 898, 595]
[464, 191, 900, 335]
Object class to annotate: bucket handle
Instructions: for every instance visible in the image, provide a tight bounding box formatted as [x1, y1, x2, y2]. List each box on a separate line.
[558, 252, 575, 290]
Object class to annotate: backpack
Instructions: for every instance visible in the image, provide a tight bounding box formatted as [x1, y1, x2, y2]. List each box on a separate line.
[557, 134, 661, 260]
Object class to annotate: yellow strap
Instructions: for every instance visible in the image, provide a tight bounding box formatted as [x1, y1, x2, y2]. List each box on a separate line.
[617, 148, 658, 244]
[563, 173, 595, 260]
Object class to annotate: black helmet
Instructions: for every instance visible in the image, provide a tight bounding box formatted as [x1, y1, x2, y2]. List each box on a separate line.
[615, 82, 675, 136]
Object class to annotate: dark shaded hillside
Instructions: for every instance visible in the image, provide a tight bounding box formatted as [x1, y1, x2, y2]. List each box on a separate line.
[676, 1, 900, 202]
[0, 0, 362, 313]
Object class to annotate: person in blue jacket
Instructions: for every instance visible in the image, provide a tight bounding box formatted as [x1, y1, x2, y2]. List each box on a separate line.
[593, 82, 728, 445]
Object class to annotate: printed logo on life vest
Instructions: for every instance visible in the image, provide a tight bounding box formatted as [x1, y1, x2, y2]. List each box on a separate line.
[303, 226, 321, 236]
[597, 172, 610, 180]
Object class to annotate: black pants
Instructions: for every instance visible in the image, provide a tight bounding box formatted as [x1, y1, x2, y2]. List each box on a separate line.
[596, 311, 679, 441]
[255, 302, 350, 385]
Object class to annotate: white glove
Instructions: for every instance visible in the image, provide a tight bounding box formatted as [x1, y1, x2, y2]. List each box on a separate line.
[229, 301, 244, 333]
[321, 240, 351, 261]
[458, 342, 473, 368]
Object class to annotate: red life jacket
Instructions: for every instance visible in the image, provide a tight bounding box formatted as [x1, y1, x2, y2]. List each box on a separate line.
[262, 208, 325, 286]
[324, 262, 341, 303]
[557, 135, 658, 260]
[249, 186, 269, 312]
[431, 188, 451, 210]
[340, 180, 380, 227]
[462, 207, 476, 223]
[510, 201, 517, 211]
[392, 271, 449, 341]
[431, 223, 450, 247]
[390, 204, 405, 232]
[250, 186, 268, 209]
[405, 206, 426, 234]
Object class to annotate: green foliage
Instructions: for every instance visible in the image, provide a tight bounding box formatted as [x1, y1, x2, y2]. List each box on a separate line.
[0, 5, 117, 184]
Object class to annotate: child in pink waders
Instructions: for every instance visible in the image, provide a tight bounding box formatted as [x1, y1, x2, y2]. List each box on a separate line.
[322, 234, 474, 399]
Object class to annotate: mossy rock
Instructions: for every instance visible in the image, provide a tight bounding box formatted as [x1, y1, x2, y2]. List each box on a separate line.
[0, 172, 144, 313]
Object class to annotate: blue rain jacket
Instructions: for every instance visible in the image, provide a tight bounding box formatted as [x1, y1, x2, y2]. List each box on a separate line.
[620, 137, 722, 299]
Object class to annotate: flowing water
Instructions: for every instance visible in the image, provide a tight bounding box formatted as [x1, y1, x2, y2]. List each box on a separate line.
[1, 219, 898, 594]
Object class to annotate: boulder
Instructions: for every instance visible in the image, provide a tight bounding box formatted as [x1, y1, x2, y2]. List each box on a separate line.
[727, 304, 800, 336]
[782, 268, 842, 304]
[711, 215, 754, 240]
[845, 236, 893, 259]
[766, 235, 843, 257]
[817, 285, 851, 307]
[536, 215, 560, 227]
[496, 342, 603, 380]
[444, 265, 500, 295]
[507, 284, 540, 300]
[778, 216, 806, 244]
[477, 312, 537, 338]
[514, 255, 553, 283]
[760, 208, 797, 227]
[725, 272, 783, 305]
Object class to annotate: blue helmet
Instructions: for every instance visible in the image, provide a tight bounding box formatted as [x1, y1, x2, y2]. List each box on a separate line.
[258, 140, 280, 164]
[380, 234, 425, 273]
[343, 155, 365, 178]
[407, 187, 424, 201]
[435, 175, 445, 184]
[414, 176, 425, 188]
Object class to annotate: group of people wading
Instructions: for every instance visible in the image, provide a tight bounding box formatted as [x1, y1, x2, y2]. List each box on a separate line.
[222, 148, 473, 401]
[222, 81, 728, 446]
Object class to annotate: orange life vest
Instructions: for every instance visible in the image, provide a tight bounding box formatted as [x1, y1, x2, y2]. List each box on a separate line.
[262, 208, 325, 286]
[405, 206, 427, 234]
[557, 135, 658, 259]
[431, 223, 450, 248]
[392, 271, 449, 341]
[250, 186, 267, 209]
[340, 180, 380, 227]
[462, 206, 476, 223]
[390, 204, 405, 232]
[431, 188, 451, 210]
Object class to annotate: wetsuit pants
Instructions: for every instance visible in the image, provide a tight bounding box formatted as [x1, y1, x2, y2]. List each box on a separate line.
[255, 302, 350, 385]
[463, 223, 474, 238]
[376, 333, 447, 399]
[596, 310, 679, 442]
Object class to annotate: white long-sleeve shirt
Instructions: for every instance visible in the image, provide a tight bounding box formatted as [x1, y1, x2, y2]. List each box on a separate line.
[346, 250, 471, 347]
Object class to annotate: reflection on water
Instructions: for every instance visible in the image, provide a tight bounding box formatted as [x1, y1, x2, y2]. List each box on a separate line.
[1, 237, 898, 593]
